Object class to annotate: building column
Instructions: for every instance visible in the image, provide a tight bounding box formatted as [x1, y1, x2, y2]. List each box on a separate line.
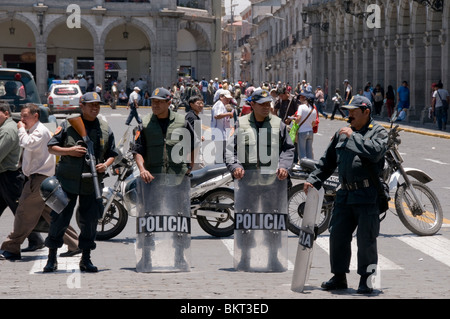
[152, 10, 182, 88]
[383, 35, 396, 97]
[94, 45, 105, 91]
[35, 42, 48, 101]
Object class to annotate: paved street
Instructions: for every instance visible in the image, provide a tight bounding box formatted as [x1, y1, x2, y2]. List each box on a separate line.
[1, 107, 450, 304]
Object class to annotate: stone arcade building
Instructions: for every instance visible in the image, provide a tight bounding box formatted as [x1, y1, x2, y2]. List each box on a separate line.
[0, 0, 222, 100]
[245, 0, 449, 124]
[309, 0, 449, 123]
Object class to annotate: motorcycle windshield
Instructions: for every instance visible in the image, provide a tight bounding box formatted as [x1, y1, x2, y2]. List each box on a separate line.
[135, 174, 191, 272]
[233, 169, 288, 272]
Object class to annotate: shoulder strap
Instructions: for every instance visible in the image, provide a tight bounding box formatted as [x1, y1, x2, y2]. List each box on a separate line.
[298, 106, 314, 127]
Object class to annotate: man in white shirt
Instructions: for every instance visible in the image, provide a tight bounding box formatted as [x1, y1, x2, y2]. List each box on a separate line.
[432, 82, 449, 131]
[211, 90, 233, 163]
[125, 87, 142, 126]
[0, 104, 79, 260]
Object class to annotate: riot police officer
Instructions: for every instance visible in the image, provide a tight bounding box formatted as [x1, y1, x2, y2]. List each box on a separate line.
[303, 96, 388, 294]
[132, 87, 196, 179]
[131, 87, 196, 271]
[43, 92, 118, 273]
[226, 88, 295, 271]
[226, 88, 294, 179]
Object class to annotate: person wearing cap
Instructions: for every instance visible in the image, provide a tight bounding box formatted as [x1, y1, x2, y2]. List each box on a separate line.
[125, 86, 142, 126]
[43, 92, 118, 273]
[225, 88, 294, 271]
[132, 87, 196, 183]
[211, 89, 234, 163]
[273, 86, 297, 124]
[303, 96, 388, 294]
[226, 88, 294, 180]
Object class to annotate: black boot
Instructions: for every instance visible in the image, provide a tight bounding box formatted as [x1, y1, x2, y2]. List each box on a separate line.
[357, 274, 374, 294]
[321, 274, 348, 290]
[43, 248, 58, 273]
[79, 249, 98, 273]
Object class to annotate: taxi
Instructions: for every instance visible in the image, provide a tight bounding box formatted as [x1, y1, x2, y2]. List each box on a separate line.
[47, 80, 82, 114]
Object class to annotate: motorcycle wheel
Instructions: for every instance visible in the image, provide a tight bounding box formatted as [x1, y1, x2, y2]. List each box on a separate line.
[395, 181, 443, 236]
[287, 183, 332, 236]
[76, 198, 128, 240]
[196, 189, 235, 237]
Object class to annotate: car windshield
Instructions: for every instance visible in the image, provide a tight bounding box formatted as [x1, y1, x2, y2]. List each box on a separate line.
[0, 71, 41, 112]
[54, 86, 79, 95]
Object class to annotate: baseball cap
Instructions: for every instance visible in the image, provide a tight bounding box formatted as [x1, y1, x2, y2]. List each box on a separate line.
[220, 90, 233, 99]
[250, 89, 272, 104]
[134, 86, 141, 91]
[341, 96, 372, 111]
[80, 92, 102, 104]
[150, 87, 171, 100]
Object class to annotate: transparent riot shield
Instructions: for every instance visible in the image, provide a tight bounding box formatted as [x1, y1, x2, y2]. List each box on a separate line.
[234, 169, 288, 272]
[135, 174, 191, 272]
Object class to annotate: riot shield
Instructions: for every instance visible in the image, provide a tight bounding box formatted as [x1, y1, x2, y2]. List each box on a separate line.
[135, 174, 191, 272]
[234, 169, 288, 272]
[291, 186, 324, 292]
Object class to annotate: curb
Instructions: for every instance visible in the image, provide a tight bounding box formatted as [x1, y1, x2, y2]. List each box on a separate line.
[320, 114, 450, 140]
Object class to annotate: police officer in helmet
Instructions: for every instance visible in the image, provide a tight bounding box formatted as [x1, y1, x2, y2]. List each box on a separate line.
[43, 92, 118, 273]
[304, 96, 388, 294]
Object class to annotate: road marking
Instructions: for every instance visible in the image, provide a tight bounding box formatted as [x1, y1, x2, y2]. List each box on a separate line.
[221, 238, 295, 270]
[424, 158, 449, 165]
[397, 235, 450, 268]
[315, 236, 403, 270]
[29, 246, 80, 274]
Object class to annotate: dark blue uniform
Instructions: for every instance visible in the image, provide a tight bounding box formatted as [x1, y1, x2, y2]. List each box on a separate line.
[307, 119, 388, 277]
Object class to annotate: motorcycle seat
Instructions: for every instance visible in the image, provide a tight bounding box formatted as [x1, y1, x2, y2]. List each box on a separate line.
[190, 164, 230, 188]
[300, 158, 319, 171]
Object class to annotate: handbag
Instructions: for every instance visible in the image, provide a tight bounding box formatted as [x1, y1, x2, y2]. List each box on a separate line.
[289, 107, 314, 143]
[437, 90, 449, 110]
[312, 105, 319, 133]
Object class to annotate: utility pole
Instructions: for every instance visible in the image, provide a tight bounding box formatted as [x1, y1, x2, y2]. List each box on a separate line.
[230, 0, 237, 84]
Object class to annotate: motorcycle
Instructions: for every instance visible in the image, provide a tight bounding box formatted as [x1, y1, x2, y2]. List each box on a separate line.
[287, 113, 443, 236]
[287, 161, 336, 236]
[76, 128, 235, 240]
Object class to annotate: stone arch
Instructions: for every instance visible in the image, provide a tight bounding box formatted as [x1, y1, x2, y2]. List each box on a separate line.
[178, 20, 212, 51]
[0, 12, 40, 41]
[178, 20, 212, 80]
[42, 15, 98, 46]
[100, 17, 156, 48]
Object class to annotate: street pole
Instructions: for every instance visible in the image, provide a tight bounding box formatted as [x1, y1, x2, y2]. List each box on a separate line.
[230, 0, 236, 84]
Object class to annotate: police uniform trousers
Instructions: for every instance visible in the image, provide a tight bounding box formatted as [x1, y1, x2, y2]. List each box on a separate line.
[328, 202, 380, 276]
[0, 170, 24, 217]
[1, 174, 79, 255]
[0, 170, 44, 246]
[45, 192, 98, 251]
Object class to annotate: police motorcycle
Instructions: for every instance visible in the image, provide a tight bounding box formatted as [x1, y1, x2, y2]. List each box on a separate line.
[73, 127, 235, 240]
[382, 111, 443, 236]
[286, 112, 443, 237]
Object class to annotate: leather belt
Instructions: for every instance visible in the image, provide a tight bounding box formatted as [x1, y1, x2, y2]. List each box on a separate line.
[341, 179, 370, 191]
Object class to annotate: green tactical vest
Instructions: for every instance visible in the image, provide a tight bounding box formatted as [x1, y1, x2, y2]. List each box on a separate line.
[237, 113, 281, 171]
[56, 118, 109, 195]
[142, 110, 188, 175]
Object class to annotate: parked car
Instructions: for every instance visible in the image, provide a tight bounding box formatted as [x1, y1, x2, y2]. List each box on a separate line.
[0, 67, 56, 125]
[47, 80, 82, 114]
